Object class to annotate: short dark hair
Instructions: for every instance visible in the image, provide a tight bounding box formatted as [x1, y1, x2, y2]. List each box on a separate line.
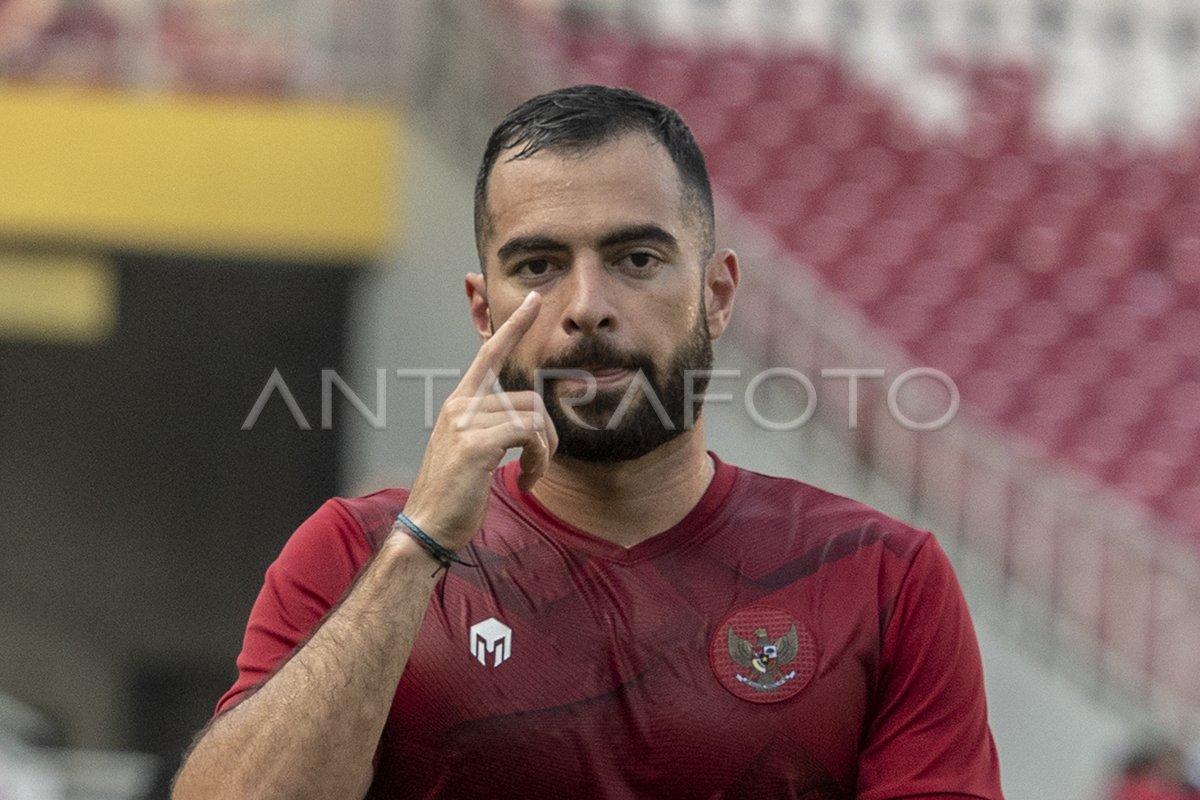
[474, 84, 715, 263]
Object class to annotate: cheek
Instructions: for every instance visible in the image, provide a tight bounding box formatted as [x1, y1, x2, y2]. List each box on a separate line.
[646, 290, 701, 337]
[507, 324, 555, 371]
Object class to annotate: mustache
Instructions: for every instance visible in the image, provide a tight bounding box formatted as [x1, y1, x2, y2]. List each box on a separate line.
[537, 338, 655, 375]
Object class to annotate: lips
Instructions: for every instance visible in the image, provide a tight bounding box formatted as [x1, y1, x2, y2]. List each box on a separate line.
[552, 364, 638, 393]
[555, 366, 634, 390]
[586, 367, 630, 380]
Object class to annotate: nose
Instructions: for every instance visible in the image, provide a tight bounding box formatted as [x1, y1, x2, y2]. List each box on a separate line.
[561, 256, 616, 335]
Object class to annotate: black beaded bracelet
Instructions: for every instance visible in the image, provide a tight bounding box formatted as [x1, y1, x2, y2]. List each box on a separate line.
[393, 512, 476, 577]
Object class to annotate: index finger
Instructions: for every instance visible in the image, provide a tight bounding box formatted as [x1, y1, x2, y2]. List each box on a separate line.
[461, 290, 542, 388]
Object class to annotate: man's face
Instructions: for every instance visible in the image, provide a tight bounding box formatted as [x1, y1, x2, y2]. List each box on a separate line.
[474, 133, 715, 462]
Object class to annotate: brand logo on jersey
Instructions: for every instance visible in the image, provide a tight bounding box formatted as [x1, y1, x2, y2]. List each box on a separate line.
[709, 605, 818, 703]
[469, 617, 512, 667]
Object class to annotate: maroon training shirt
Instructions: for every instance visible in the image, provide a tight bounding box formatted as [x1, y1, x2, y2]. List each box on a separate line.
[218, 454, 1003, 798]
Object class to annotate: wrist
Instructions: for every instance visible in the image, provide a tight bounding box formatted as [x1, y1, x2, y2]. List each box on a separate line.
[392, 506, 464, 549]
[378, 530, 439, 571]
[389, 511, 475, 577]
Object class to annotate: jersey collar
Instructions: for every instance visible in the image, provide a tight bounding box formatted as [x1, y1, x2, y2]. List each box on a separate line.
[497, 452, 738, 563]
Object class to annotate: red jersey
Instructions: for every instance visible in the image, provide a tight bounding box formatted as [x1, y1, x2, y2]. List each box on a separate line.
[218, 454, 1003, 798]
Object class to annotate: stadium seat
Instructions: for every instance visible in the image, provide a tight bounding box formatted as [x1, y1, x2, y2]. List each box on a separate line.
[554, 26, 1200, 550]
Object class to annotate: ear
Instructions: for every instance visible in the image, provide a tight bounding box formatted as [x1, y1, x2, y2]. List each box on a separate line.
[464, 273, 493, 341]
[703, 249, 739, 339]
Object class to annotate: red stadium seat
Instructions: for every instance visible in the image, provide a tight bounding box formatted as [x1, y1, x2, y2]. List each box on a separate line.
[707, 138, 769, 190]
[884, 185, 947, 235]
[974, 261, 1032, 310]
[1159, 308, 1200, 358]
[820, 180, 880, 229]
[1118, 340, 1182, 388]
[844, 145, 903, 195]
[1027, 372, 1086, 421]
[1121, 270, 1177, 318]
[558, 34, 1200, 548]
[1054, 335, 1119, 385]
[917, 146, 974, 196]
[875, 292, 939, 345]
[902, 258, 963, 305]
[1009, 297, 1072, 347]
[1168, 235, 1200, 284]
[1165, 381, 1200, 427]
[1054, 265, 1113, 314]
[1015, 222, 1068, 274]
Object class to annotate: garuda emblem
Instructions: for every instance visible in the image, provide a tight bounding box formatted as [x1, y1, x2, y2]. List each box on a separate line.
[727, 624, 800, 690]
[710, 605, 818, 703]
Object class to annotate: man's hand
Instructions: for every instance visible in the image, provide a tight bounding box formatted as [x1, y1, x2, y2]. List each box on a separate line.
[401, 290, 558, 549]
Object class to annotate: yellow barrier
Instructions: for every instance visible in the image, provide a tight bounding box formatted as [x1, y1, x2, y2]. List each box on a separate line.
[0, 84, 400, 260]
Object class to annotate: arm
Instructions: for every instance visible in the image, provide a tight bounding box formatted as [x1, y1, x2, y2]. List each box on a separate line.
[171, 533, 439, 800]
[173, 291, 555, 800]
[856, 536, 1004, 800]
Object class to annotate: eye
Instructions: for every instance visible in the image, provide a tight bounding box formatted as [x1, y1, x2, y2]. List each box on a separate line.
[616, 251, 662, 273]
[515, 258, 555, 278]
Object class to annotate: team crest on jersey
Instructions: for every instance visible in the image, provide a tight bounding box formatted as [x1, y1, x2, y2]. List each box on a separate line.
[709, 605, 818, 703]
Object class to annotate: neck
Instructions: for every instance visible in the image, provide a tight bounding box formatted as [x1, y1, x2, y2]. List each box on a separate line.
[530, 422, 715, 548]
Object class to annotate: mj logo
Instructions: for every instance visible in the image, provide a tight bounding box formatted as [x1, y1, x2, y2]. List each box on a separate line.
[469, 617, 512, 667]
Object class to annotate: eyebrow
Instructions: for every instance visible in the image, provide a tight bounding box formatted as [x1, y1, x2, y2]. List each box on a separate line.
[598, 224, 679, 252]
[496, 235, 568, 263]
[495, 224, 680, 263]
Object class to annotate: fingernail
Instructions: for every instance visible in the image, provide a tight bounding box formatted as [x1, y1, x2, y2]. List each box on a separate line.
[522, 290, 538, 307]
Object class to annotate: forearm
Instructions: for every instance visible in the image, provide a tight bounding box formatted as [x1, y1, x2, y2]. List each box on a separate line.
[174, 293, 553, 799]
[172, 534, 439, 800]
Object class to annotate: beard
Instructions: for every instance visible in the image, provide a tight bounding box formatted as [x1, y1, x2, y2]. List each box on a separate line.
[497, 313, 714, 463]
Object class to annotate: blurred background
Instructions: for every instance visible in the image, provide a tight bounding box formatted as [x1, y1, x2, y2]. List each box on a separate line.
[1, 0, 1198, 797]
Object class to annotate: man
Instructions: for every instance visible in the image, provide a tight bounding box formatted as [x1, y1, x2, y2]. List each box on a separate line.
[173, 85, 1003, 799]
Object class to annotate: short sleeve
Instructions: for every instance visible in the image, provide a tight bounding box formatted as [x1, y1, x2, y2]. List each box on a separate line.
[856, 536, 1004, 799]
[214, 498, 376, 715]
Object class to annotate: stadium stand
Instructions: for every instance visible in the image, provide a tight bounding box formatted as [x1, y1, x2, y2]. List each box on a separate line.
[501, 0, 1200, 736]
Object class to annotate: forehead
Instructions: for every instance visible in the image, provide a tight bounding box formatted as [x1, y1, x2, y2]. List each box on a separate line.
[483, 134, 689, 253]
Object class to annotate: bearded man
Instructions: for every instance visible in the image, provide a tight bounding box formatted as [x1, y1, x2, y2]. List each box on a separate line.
[173, 85, 1003, 800]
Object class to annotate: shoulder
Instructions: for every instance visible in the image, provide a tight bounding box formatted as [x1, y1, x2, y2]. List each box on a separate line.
[272, 487, 412, 579]
[720, 462, 931, 567]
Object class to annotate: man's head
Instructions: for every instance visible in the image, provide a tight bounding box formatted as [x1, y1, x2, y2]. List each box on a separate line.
[474, 85, 715, 264]
[466, 86, 737, 464]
